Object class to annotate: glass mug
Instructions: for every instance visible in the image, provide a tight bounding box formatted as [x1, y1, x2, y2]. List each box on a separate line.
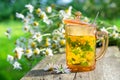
[64, 19, 109, 72]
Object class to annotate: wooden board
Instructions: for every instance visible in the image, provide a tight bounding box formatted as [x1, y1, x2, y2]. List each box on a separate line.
[21, 46, 120, 80]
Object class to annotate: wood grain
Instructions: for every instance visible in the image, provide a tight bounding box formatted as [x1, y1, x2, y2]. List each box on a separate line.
[21, 46, 120, 80]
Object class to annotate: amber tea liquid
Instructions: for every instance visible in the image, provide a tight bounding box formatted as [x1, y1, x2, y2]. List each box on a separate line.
[66, 35, 96, 72]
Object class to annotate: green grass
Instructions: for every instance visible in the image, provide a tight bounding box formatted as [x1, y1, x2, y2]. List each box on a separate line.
[102, 18, 120, 30]
[0, 20, 26, 80]
[0, 20, 43, 80]
[108, 19, 120, 29]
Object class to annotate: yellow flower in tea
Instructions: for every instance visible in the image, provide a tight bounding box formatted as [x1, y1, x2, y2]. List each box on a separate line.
[66, 35, 96, 67]
[86, 52, 95, 61]
[80, 39, 86, 45]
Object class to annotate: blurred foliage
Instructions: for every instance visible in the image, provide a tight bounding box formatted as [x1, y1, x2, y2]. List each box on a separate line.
[0, 0, 120, 21]
[0, 0, 39, 20]
[70, 0, 120, 19]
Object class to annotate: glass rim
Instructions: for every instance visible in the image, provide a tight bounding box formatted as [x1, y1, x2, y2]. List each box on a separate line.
[65, 24, 96, 29]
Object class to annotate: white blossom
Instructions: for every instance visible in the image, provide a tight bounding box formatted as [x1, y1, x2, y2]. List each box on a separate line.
[7, 55, 14, 64]
[25, 48, 33, 58]
[29, 29, 35, 35]
[39, 11, 53, 25]
[83, 17, 90, 22]
[25, 4, 34, 13]
[66, 6, 72, 16]
[45, 38, 51, 47]
[59, 6, 72, 19]
[33, 48, 40, 55]
[54, 65, 71, 74]
[111, 31, 119, 38]
[36, 8, 42, 15]
[5, 28, 12, 39]
[14, 46, 24, 59]
[15, 37, 26, 48]
[59, 39, 65, 46]
[19, 37, 26, 43]
[23, 13, 34, 24]
[112, 25, 118, 31]
[23, 24, 30, 32]
[23, 17, 30, 24]
[59, 48, 65, 53]
[52, 28, 65, 38]
[59, 27, 65, 35]
[43, 64, 71, 74]
[43, 63, 55, 71]
[41, 11, 48, 20]
[16, 13, 24, 19]
[59, 23, 64, 28]
[43, 18, 53, 25]
[26, 13, 34, 20]
[13, 61, 22, 69]
[28, 39, 37, 48]
[15, 39, 22, 47]
[32, 32, 42, 42]
[44, 48, 53, 56]
[52, 29, 61, 36]
[100, 27, 108, 33]
[46, 6, 52, 13]
[109, 2, 117, 8]
[59, 10, 68, 19]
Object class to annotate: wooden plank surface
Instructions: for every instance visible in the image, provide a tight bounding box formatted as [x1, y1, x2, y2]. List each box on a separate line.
[21, 46, 120, 80]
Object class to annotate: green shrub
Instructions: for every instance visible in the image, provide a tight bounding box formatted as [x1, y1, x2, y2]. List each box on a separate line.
[0, 0, 38, 20]
[70, 0, 120, 19]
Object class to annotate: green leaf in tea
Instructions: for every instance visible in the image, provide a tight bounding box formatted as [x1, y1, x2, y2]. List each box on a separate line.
[71, 47, 81, 55]
[80, 62, 88, 66]
[81, 41, 93, 51]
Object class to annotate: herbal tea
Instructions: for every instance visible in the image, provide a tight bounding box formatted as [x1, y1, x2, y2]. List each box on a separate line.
[65, 19, 108, 72]
[66, 35, 96, 71]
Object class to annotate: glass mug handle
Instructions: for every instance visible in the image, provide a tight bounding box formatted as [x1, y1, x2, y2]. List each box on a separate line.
[96, 31, 109, 60]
